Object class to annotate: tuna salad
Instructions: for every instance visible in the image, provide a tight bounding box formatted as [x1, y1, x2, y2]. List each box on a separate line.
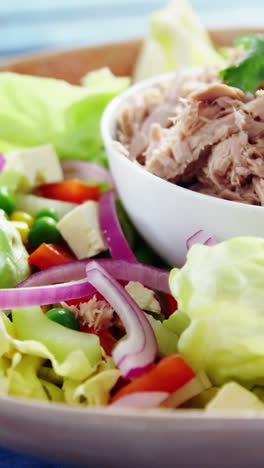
[116, 66, 264, 205]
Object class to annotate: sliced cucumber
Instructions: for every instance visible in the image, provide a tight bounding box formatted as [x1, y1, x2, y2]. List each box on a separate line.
[12, 306, 101, 367]
[15, 194, 77, 220]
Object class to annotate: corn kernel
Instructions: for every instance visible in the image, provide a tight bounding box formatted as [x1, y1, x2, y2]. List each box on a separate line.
[11, 221, 30, 243]
[10, 211, 34, 228]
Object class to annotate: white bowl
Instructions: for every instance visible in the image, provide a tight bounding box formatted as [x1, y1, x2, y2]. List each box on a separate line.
[101, 73, 264, 266]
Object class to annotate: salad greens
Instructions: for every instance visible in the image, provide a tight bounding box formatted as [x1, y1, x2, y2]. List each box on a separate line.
[134, 0, 224, 81]
[0, 213, 29, 288]
[0, 312, 119, 404]
[220, 34, 264, 93]
[168, 238, 264, 387]
[0, 69, 129, 166]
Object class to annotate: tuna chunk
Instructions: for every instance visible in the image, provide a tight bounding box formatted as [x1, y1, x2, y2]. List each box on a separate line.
[190, 83, 244, 102]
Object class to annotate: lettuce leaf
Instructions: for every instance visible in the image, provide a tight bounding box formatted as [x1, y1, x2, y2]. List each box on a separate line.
[146, 314, 178, 356]
[0, 69, 129, 165]
[134, 0, 224, 81]
[0, 214, 30, 288]
[0, 312, 119, 405]
[63, 359, 120, 406]
[169, 237, 264, 387]
[170, 237, 264, 318]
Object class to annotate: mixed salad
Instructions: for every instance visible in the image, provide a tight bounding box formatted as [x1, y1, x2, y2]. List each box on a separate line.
[0, 0, 264, 412]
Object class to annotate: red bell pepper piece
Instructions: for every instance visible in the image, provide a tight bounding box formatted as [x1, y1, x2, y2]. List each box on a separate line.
[38, 178, 100, 204]
[111, 354, 195, 403]
[28, 243, 75, 270]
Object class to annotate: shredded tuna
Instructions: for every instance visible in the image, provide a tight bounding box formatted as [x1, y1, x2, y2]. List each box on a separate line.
[62, 298, 114, 331]
[116, 65, 264, 206]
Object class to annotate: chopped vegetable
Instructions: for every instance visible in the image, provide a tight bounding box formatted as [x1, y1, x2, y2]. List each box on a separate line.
[0, 279, 95, 309]
[19, 258, 170, 294]
[11, 220, 30, 243]
[169, 237, 264, 387]
[0, 214, 30, 288]
[0, 70, 129, 164]
[111, 391, 169, 408]
[28, 217, 61, 249]
[28, 243, 75, 270]
[219, 34, 264, 92]
[0, 186, 16, 215]
[35, 208, 59, 222]
[46, 307, 80, 331]
[15, 193, 77, 220]
[134, 0, 224, 81]
[61, 160, 114, 187]
[85, 261, 157, 378]
[10, 211, 34, 228]
[99, 190, 137, 262]
[81, 325, 117, 356]
[12, 306, 101, 367]
[111, 354, 195, 403]
[38, 179, 100, 204]
[186, 229, 217, 250]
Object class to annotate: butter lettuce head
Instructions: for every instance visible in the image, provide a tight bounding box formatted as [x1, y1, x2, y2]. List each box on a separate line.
[168, 237, 264, 387]
[0, 69, 130, 165]
[134, 0, 224, 81]
[0, 214, 30, 288]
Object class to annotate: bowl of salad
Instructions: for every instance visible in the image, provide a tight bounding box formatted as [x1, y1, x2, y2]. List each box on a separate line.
[0, 0, 264, 467]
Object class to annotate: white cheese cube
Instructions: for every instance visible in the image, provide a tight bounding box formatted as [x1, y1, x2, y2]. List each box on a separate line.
[206, 382, 264, 411]
[6, 144, 63, 189]
[57, 201, 106, 259]
[125, 281, 161, 312]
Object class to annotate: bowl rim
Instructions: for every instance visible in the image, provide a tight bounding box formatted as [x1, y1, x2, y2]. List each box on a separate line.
[101, 70, 264, 214]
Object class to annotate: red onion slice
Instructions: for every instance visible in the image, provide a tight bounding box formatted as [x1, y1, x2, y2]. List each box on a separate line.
[99, 190, 137, 263]
[18, 259, 170, 293]
[0, 280, 95, 310]
[186, 230, 217, 249]
[61, 160, 114, 187]
[0, 153, 6, 173]
[110, 391, 169, 408]
[86, 261, 157, 378]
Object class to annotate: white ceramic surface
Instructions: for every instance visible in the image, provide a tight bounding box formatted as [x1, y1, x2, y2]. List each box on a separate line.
[1, 394, 264, 467]
[101, 73, 264, 267]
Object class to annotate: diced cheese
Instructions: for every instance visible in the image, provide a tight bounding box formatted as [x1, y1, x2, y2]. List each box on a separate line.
[125, 281, 161, 312]
[6, 144, 63, 190]
[57, 201, 106, 259]
[206, 382, 264, 411]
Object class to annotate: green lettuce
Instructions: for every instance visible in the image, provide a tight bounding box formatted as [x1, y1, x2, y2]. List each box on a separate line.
[134, 0, 224, 81]
[146, 314, 178, 356]
[0, 312, 119, 405]
[169, 237, 264, 387]
[0, 69, 130, 165]
[0, 214, 30, 288]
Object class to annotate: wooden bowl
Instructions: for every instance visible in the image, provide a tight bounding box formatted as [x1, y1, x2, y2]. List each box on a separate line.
[0, 28, 263, 83]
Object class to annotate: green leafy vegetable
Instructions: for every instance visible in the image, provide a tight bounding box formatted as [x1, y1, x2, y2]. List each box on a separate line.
[12, 307, 101, 375]
[169, 237, 264, 387]
[134, 0, 224, 81]
[0, 313, 118, 404]
[219, 34, 264, 92]
[0, 213, 30, 287]
[146, 314, 178, 357]
[0, 69, 130, 165]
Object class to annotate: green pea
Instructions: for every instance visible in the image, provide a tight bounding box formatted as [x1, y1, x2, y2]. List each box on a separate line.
[0, 187, 16, 215]
[46, 307, 80, 331]
[35, 208, 59, 222]
[28, 216, 61, 248]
